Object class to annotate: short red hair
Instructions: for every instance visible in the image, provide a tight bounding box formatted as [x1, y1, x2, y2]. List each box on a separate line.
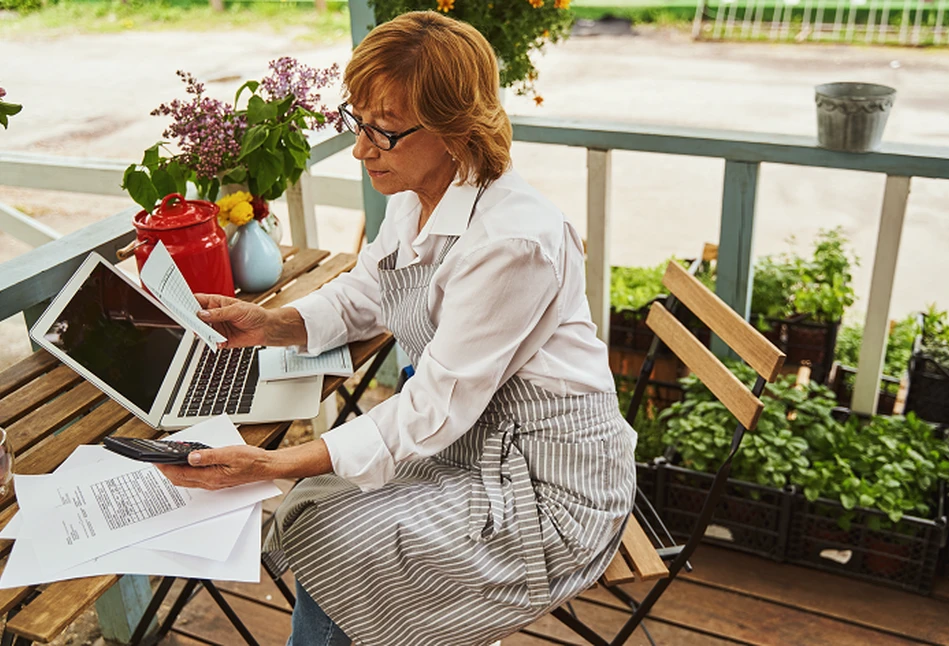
[344, 11, 512, 188]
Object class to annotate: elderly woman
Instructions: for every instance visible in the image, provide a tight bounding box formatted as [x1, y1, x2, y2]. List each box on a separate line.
[160, 10, 637, 646]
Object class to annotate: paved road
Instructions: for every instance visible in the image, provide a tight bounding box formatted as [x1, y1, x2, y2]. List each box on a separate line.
[2, 25, 949, 369]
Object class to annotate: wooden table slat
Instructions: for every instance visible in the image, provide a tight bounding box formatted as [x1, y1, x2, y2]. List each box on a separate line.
[5, 574, 119, 642]
[263, 253, 357, 310]
[0, 249, 366, 643]
[0, 365, 84, 428]
[7, 381, 106, 454]
[0, 351, 58, 401]
[322, 333, 395, 398]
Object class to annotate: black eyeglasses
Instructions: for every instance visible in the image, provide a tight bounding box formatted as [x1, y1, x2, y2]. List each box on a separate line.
[338, 103, 422, 151]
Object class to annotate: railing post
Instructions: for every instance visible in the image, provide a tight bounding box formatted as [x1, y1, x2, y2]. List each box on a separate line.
[853, 175, 911, 415]
[713, 160, 760, 356]
[586, 148, 612, 344]
[285, 180, 309, 249]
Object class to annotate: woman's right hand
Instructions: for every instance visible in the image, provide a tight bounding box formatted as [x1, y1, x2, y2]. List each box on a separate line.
[195, 294, 271, 348]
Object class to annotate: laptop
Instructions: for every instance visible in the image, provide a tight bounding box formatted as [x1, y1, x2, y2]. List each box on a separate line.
[29, 253, 323, 429]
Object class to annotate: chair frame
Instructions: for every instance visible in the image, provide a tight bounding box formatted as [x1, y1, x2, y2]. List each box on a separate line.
[548, 258, 785, 645]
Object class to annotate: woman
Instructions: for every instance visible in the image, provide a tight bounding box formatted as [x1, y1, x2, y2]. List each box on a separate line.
[160, 11, 637, 646]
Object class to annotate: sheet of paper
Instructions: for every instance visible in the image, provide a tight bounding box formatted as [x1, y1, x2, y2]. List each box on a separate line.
[140, 240, 226, 351]
[15, 416, 280, 574]
[258, 345, 354, 382]
[0, 503, 262, 588]
[0, 446, 253, 561]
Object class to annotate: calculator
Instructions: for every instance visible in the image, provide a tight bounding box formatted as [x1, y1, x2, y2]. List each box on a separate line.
[102, 437, 211, 465]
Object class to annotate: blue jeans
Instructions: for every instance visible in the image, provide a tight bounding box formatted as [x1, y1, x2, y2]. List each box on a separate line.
[288, 580, 351, 646]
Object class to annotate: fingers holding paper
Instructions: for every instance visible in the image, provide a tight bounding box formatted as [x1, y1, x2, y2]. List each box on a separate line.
[195, 295, 308, 349]
[157, 445, 273, 490]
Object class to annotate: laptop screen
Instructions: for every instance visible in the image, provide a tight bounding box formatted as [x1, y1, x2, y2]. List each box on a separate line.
[37, 263, 185, 413]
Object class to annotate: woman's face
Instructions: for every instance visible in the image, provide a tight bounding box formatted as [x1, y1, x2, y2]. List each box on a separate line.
[349, 87, 456, 202]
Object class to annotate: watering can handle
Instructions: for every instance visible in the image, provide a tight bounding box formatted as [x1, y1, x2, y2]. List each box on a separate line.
[116, 239, 147, 261]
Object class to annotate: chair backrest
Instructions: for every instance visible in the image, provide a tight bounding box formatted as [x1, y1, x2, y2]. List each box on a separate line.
[645, 260, 785, 430]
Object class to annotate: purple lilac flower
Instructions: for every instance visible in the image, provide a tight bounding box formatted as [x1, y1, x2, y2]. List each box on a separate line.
[0, 87, 6, 99]
[151, 71, 245, 180]
[259, 58, 342, 131]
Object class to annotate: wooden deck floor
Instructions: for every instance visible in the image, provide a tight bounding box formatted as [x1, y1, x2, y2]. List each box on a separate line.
[153, 538, 949, 646]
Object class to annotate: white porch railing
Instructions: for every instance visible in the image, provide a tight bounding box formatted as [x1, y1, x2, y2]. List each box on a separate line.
[3, 120, 949, 416]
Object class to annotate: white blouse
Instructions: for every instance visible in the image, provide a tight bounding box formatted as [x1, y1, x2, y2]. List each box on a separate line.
[290, 168, 617, 491]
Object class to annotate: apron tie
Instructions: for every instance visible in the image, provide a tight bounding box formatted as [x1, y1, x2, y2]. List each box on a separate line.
[468, 420, 551, 609]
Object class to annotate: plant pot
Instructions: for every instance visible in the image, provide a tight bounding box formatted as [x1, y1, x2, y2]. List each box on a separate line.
[905, 352, 949, 425]
[815, 82, 896, 153]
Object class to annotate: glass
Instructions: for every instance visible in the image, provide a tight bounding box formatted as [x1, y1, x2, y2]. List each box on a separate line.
[0, 426, 14, 498]
[338, 104, 421, 151]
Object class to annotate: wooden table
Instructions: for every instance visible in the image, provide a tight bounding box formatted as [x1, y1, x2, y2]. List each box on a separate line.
[0, 247, 393, 644]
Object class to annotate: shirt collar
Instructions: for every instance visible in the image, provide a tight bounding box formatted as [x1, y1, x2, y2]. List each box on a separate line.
[425, 181, 483, 237]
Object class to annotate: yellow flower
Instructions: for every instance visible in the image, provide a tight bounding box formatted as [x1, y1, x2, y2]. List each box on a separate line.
[542, 29, 550, 39]
[534, 95, 544, 106]
[229, 201, 255, 226]
[437, 0, 455, 12]
[528, 0, 544, 7]
[216, 191, 252, 212]
[555, 0, 570, 8]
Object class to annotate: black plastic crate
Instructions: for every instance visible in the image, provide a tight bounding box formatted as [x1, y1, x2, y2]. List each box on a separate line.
[760, 316, 840, 385]
[905, 353, 949, 425]
[787, 492, 948, 594]
[829, 363, 900, 416]
[644, 461, 793, 561]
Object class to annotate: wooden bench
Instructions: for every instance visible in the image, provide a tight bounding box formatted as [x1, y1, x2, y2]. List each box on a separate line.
[0, 247, 394, 644]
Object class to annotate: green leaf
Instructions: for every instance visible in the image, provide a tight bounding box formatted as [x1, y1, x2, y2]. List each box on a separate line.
[122, 170, 160, 213]
[840, 492, 857, 510]
[246, 95, 277, 125]
[222, 167, 247, 184]
[234, 80, 260, 106]
[141, 143, 163, 169]
[250, 150, 282, 198]
[150, 168, 179, 200]
[239, 125, 270, 159]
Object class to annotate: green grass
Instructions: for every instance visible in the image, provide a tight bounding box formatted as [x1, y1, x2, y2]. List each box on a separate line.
[0, 0, 352, 41]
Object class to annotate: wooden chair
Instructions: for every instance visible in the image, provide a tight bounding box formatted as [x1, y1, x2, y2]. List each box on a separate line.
[546, 260, 785, 645]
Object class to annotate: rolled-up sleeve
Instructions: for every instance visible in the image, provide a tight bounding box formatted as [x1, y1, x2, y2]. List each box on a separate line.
[320, 238, 560, 490]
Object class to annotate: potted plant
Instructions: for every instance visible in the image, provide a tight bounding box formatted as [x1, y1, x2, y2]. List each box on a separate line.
[369, 0, 574, 102]
[122, 58, 340, 223]
[905, 305, 949, 425]
[0, 85, 22, 130]
[791, 413, 949, 590]
[831, 315, 916, 415]
[652, 361, 836, 560]
[751, 227, 858, 384]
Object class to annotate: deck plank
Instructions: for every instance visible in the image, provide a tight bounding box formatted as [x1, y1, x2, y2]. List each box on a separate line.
[679, 545, 949, 645]
[170, 585, 290, 646]
[588, 579, 925, 645]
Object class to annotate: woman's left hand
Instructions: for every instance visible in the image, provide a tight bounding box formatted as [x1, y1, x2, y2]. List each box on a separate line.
[157, 445, 273, 490]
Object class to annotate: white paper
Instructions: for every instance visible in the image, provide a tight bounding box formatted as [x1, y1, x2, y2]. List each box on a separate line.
[140, 240, 226, 351]
[0, 503, 262, 588]
[258, 345, 354, 382]
[14, 416, 280, 574]
[2, 445, 252, 562]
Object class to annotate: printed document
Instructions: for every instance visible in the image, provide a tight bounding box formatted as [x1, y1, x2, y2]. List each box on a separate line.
[1, 445, 251, 562]
[0, 503, 262, 588]
[258, 345, 354, 381]
[140, 240, 226, 351]
[12, 416, 280, 574]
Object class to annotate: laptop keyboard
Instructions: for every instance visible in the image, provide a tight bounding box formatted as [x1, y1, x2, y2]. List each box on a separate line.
[178, 346, 259, 418]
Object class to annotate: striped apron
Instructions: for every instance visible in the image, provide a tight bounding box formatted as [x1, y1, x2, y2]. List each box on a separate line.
[264, 211, 637, 646]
